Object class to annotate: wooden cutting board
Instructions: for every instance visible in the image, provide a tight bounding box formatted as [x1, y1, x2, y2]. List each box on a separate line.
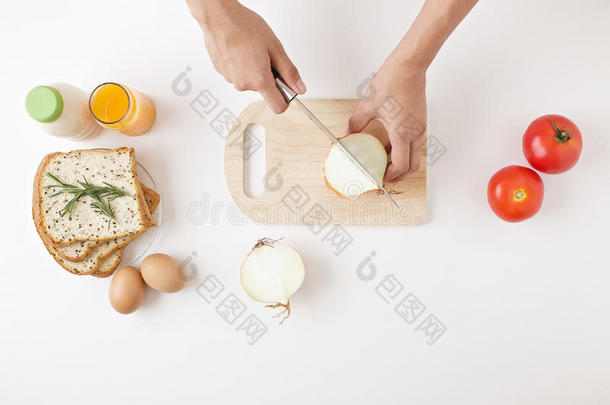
[224, 99, 426, 226]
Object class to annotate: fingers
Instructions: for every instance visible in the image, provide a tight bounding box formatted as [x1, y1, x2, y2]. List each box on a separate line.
[346, 103, 375, 136]
[258, 70, 289, 114]
[231, 66, 288, 114]
[384, 139, 410, 183]
[270, 44, 306, 95]
[408, 134, 425, 174]
[385, 134, 425, 182]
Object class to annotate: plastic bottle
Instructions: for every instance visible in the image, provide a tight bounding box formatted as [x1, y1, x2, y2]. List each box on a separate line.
[89, 82, 156, 136]
[25, 83, 100, 139]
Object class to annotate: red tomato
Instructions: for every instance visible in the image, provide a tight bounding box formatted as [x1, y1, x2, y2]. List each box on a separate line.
[487, 165, 544, 222]
[522, 114, 583, 174]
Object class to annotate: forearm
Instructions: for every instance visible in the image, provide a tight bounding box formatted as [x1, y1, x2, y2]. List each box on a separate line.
[392, 0, 479, 71]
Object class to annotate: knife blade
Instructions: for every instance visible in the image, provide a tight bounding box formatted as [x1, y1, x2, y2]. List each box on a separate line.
[272, 68, 399, 209]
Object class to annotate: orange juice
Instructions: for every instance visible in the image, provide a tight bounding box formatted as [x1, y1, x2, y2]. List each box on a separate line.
[89, 82, 155, 136]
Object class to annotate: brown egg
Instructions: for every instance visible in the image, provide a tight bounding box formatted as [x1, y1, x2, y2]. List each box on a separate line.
[109, 266, 147, 314]
[141, 253, 185, 293]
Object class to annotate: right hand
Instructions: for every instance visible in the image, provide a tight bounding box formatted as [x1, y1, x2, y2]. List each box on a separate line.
[187, 0, 306, 113]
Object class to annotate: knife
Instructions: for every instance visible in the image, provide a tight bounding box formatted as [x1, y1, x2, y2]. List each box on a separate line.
[271, 67, 399, 209]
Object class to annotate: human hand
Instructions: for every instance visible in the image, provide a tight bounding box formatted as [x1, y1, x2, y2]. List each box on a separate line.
[186, 0, 306, 113]
[345, 0, 478, 182]
[347, 57, 427, 183]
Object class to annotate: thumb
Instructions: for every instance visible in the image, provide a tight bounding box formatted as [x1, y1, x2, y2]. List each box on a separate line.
[270, 44, 306, 95]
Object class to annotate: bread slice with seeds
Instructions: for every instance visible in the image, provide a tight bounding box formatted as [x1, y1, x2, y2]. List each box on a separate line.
[54, 184, 159, 261]
[34, 148, 152, 246]
[33, 183, 158, 276]
[33, 202, 123, 275]
[33, 148, 159, 276]
[93, 250, 124, 277]
[142, 184, 160, 216]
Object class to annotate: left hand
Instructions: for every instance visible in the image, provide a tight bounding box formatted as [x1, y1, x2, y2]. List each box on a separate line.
[347, 57, 427, 182]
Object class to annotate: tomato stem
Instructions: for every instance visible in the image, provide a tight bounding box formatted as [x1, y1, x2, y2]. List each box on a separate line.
[514, 189, 526, 201]
[549, 118, 572, 143]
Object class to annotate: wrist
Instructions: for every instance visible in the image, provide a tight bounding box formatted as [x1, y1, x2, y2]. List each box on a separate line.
[386, 48, 429, 78]
[400, 55, 429, 76]
[187, 0, 238, 26]
[391, 34, 434, 74]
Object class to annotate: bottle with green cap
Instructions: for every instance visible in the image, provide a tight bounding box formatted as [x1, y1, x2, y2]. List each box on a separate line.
[26, 83, 100, 139]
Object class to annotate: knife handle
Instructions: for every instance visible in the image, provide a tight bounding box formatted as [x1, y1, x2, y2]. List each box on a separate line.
[271, 64, 297, 103]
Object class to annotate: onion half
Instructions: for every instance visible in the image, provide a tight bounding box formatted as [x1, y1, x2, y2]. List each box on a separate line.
[323, 133, 387, 198]
[240, 238, 305, 324]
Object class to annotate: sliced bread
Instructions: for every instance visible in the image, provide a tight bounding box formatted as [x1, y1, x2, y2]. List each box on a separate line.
[55, 184, 159, 261]
[33, 215, 123, 275]
[91, 186, 159, 278]
[34, 148, 152, 246]
[33, 186, 158, 276]
[91, 250, 124, 278]
[142, 184, 161, 216]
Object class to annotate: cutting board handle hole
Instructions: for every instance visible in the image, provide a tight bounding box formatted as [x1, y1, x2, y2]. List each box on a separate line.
[242, 123, 266, 198]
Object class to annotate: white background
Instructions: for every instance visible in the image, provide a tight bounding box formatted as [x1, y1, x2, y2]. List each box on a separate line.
[1, 0, 609, 404]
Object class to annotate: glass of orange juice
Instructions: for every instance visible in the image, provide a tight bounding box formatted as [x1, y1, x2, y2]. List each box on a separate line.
[89, 82, 156, 136]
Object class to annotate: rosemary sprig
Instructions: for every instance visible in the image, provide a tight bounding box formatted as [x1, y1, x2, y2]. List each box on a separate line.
[90, 194, 116, 230]
[44, 173, 128, 226]
[45, 173, 81, 197]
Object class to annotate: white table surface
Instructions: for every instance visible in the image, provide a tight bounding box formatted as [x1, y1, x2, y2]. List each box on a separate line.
[2, 0, 610, 403]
